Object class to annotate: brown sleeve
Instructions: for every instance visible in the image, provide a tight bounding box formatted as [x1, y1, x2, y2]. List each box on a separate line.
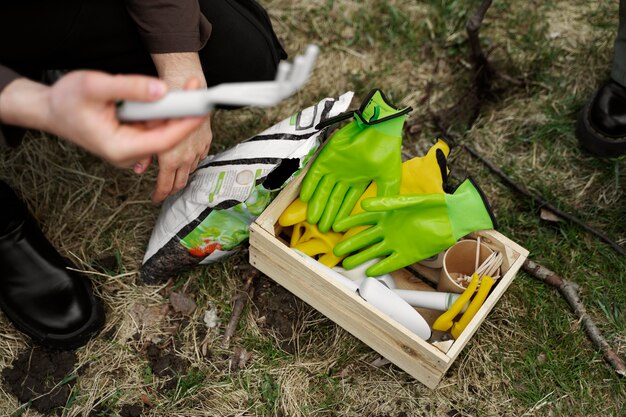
[0, 65, 25, 147]
[124, 0, 212, 54]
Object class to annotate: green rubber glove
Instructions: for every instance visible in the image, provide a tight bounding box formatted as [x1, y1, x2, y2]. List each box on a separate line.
[333, 178, 496, 277]
[300, 89, 410, 233]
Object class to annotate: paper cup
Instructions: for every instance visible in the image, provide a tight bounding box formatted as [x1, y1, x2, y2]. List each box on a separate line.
[438, 239, 494, 293]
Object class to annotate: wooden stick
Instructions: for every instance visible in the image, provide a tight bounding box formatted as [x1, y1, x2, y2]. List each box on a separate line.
[476, 251, 497, 276]
[474, 237, 481, 271]
[523, 259, 626, 377]
[462, 143, 626, 257]
[222, 268, 259, 349]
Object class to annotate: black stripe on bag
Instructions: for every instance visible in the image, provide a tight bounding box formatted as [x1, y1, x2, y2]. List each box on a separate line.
[197, 157, 282, 170]
[245, 131, 319, 142]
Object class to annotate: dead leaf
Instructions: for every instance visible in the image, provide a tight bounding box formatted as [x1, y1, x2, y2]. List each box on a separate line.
[540, 208, 562, 222]
[140, 393, 153, 408]
[369, 356, 391, 368]
[129, 303, 169, 329]
[537, 352, 548, 365]
[339, 365, 354, 379]
[230, 347, 252, 371]
[169, 291, 196, 315]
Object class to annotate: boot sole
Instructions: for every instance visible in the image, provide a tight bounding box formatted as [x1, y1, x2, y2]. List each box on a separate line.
[0, 282, 105, 350]
[576, 95, 626, 158]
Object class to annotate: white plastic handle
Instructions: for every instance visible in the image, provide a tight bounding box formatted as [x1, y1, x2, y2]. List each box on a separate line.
[117, 90, 213, 121]
[392, 289, 461, 311]
[333, 258, 397, 289]
[358, 279, 432, 340]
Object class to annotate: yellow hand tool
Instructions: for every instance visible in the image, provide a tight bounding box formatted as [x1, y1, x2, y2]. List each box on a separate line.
[278, 197, 308, 227]
[290, 221, 345, 267]
[432, 273, 479, 332]
[450, 275, 495, 339]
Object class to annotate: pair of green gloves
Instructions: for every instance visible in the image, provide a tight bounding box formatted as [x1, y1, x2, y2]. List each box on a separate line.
[300, 89, 496, 277]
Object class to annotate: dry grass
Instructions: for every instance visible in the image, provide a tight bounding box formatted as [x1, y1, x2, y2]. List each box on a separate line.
[1, 0, 625, 416]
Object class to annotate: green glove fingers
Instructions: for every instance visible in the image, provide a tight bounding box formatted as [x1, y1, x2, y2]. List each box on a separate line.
[333, 210, 384, 232]
[332, 183, 369, 230]
[337, 224, 385, 258]
[299, 169, 323, 203]
[299, 89, 410, 233]
[342, 241, 391, 270]
[360, 193, 434, 212]
[334, 178, 496, 277]
[318, 182, 350, 232]
[305, 175, 336, 224]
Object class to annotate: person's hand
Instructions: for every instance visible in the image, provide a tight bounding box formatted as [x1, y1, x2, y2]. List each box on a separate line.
[46, 71, 207, 167]
[134, 77, 212, 203]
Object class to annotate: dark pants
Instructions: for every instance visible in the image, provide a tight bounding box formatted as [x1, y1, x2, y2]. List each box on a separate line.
[0, 0, 287, 144]
[613, 0, 626, 85]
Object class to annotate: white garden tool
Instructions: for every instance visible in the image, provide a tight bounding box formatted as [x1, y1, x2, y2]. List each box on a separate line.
[117, 44, 319, 121]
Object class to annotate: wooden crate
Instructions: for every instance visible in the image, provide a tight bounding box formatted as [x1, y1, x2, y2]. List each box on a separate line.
[249, 172, 529, 389]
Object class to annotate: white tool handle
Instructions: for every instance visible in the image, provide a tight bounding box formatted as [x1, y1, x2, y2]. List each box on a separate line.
[392, 289, 461, 311]
[117, 90, 213, 121]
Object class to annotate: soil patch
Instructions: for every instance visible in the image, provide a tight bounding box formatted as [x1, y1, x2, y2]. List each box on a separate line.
[252, 275, 303, 353]
[119, 403, 145, 417]
[145, 342, 190, 392]
[1, 347, 77, 416]
[88, 402, 146, 417]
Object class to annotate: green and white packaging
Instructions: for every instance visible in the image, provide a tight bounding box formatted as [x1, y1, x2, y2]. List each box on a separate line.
[141, 92, 354, 283]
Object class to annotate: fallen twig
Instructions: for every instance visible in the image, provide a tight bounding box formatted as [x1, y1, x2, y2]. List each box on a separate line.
[523, 259, 626, 377]
[222, 268, 259, 349]
[462, 143, 625, 256]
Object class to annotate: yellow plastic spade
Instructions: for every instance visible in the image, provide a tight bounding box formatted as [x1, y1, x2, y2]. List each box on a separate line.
[279, 197, 308, 227]
[450, 275, 495, 339]
[290, 221, 345, 267]
[432, 273, 479, 332]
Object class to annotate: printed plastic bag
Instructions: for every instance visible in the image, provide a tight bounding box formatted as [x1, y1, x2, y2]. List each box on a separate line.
[140, 92, 354, 283]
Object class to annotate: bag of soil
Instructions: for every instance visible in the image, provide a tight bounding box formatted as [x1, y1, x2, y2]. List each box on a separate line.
[141, 92, 354, 283]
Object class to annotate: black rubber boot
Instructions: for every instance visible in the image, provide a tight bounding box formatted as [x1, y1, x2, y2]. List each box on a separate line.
[0, 181, 104, 349]
[576, 80, 626, 158]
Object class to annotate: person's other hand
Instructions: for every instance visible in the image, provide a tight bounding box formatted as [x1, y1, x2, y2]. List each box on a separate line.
[46, 71, 207, 167]
[134, 77, 212, 204]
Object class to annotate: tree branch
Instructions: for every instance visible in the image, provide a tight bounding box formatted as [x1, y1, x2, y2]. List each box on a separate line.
[222, 268, 258, 349]
[523, 259, 626, 377]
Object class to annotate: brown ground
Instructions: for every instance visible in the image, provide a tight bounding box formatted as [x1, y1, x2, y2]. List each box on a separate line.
[0, 0, 625, 416]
